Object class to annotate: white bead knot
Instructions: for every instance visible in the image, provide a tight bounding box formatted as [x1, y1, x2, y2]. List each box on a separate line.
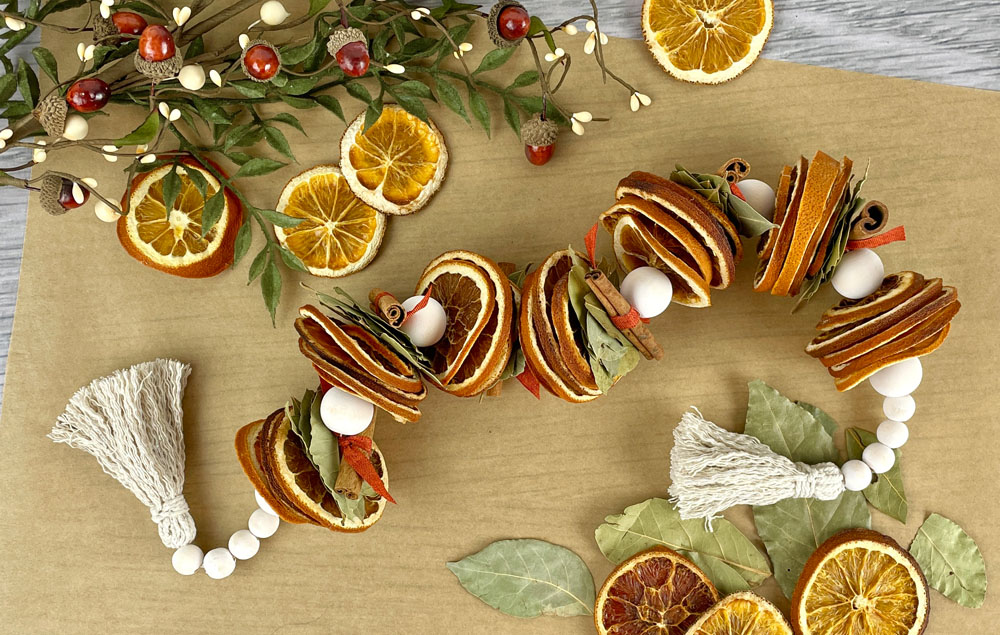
[793, 462, 844, 501]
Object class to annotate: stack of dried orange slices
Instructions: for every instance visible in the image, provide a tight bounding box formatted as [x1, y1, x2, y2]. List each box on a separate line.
[275, 105, 448, 278]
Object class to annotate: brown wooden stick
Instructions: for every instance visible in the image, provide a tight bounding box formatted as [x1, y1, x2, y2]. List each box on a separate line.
[368, 288, 405, 328]
[584, 271, 664, 361]
[333, 420, 375, 500]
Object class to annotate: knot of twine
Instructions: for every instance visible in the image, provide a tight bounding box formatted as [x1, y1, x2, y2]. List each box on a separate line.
[151, 494, 196, 549]
[793, 462, 845, 501]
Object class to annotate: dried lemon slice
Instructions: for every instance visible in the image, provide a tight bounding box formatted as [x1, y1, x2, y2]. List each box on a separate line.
[688, 592, 792, 635]
[340, 104, 448, 216]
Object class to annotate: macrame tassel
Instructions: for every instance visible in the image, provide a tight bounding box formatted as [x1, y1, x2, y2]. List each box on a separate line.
[668, 409, 845, 525]
[49, 359, 196, 549]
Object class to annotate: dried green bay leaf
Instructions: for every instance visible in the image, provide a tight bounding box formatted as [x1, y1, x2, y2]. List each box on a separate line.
[910, 513, 987, 608]
[846, 427, 907, 522]
[447, 539, 595, 618]
[744, 380, 838, 465]
[595, 498, 771, 594]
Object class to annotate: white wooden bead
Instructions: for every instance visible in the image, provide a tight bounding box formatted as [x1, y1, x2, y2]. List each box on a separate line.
[620, 266, 673, 318]
[203, 548, 236, 579]
[869, 357, 922, 398]
[399, 295, 447, 347]
[841, 459, 873, 491]
[877, 420, 909, 449]
[228, 529, 260, 560]
[249, 508, 279, 538]
[171, 543, 203, 575]
[255, 490, 277, 516]
[882, 395, 915, 422]
[320, 386, 374, 436]
[862, 442, 896, 474]
[831, 248, 884, 299]
[735, 179, 776, 221]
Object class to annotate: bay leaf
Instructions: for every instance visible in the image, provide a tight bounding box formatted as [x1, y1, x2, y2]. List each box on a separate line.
[595, 498, 771, 593]
[447, 539, 595, 618]
[795, 401, 838, 438]
[845, 427, 907, 522]
[910, 513, 987, 608]
[744, 380, 838, 465]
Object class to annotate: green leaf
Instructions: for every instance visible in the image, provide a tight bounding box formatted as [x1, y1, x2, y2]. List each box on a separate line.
[796, 401, 839, 438]
[502, 97, 520, 137]
[278, 94, 316, 109]
[15, 59, 39, 107]
[231, 80, 269, 99]
[185, 35, 204, 58]
[744, 380, 839, 465]
[845, 428, 907, 522]
[307, 0, 329, 15]
[256, 207, 303, 228]
[527, 16, 556, 52]
[114, 111, 159, 146]
[201, 191, 226, 237]
[394, 80, 433, 99]
[346, 81, 373, 104]
[447, 539, 595, 618]
[247, 246, 268, 283]
[234, 157, 285, 178]
[277, 245, 308, 273]
[284, 76, 319, 95]
[508, 70, 539, 89]
[595, 498, 771, 593]
[474, 46, 517, 74]
[363, 99, 383, 132]
[434, 78, 469, 123]
[314, 94, 345, 121]
[261, 258, 282, 325]
[263, 126, 295, 160]
[232, 220, 252, 267]
[190, 96, 231, 125]
[910, 513, 987, 608]
[390, 91, 428, 122]
[469, 89, 490, 137]
[670, 166, 775, 238]
[0, 73, 17, 103]
[161, 165, 181, 216]
[267, 112, 305, 134]
[280, 39, 318, 65]
[31, 47, 58, 84]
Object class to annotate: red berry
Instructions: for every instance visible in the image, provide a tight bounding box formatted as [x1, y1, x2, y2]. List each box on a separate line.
[498, 5, 530, 41]
[243, 44, 280, 81]
[138, 25, 175, 62]
[66, 78, 110, 113]
[525, 143, 554, 166]
[58, 179, 89, 210]
[336, 41, 370, 78]
[111, 11, 147, 37]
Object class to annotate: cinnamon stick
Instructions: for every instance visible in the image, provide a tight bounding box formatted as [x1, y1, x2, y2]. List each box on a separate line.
[333, 421, 374, 500]
[584, 271, 664, 361]
[848, 200, 889, 241]
[485, 262, 518, 398]
[368, 288, 405, 328]
[717, 157, 751, 184]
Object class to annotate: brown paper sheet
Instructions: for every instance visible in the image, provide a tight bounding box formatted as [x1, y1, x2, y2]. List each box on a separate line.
[1, 23, 998, 634]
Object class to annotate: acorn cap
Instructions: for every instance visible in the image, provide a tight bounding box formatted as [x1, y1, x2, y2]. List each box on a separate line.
[488, 0, 526, 48]
[92, 15, 118, 42]
[135, 50, 184, 82]
[39, 174, 67, 216]
[33, 93, 67, 137]
[327, 27, 366, 57]
[521, 115, 558, 147]
[240, 39, 281, 83]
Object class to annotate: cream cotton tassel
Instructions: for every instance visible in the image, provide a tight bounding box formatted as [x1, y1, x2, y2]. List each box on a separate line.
[49, 359, 196, 549]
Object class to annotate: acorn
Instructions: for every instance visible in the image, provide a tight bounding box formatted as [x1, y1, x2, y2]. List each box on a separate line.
[326, 27, 370, 78]
[134, 25, 182, 81]
[488, 1, 529, 48]
[32, 93, 68, 137]
[241, 39, 282, 82]
[38, 174, 69, 216]
[91, 15, 118, 43]
[520, 114, 558, 166]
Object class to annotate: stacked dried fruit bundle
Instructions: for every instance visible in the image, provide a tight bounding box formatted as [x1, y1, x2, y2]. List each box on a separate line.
[807, 271, 960, 391]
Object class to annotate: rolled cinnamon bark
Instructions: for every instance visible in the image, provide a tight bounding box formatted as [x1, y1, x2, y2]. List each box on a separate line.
[333, 421, 374, 500]
[717, 157, 751, 184]
[368, 288, 405, 327]
[848, 200, 889, 241]
[584, 271, 664, 361]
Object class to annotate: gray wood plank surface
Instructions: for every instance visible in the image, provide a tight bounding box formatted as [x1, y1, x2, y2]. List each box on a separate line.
[1, 0, 999, 404]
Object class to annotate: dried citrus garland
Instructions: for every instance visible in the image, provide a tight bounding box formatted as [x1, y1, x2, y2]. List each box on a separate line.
[0, 0, 647, 319]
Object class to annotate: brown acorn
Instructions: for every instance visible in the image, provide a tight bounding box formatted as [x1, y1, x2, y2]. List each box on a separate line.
[32, 93, 68, 137]
[520, 115, 558, 166]
[488, 1, 529, 48]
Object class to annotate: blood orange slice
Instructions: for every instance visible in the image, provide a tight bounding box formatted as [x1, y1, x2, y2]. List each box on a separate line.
[595, 547, 719, 635]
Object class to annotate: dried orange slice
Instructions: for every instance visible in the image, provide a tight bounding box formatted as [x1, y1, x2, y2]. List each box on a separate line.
[688, 592, 792, 634]
[118, 158, 242, 278]
[274, 165, 386, 277]
[341, 104, 448, 216]
[642, 0, 774, 84]
[595, 547, 719, 635]
[792, 528, 929, 635]
[234, 416, 315, 525]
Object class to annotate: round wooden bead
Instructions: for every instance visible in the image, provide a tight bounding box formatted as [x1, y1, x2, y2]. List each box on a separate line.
[869, 357, 922, 398]
[228, 529, 260, 560]
[882, 395, 915, 422]
[319, 385, 374, 436]
[620, 266, 673, 318]
[255, 489, 277, 516]
[249, 508, 279, 538]
[203, 547, 236, 579]
[841, 459, 873, 491]
[399, 295, 447, 347]
[171, 543, 203, 575]
[831, 248, 884, 299]
[862, 442, 896, 474]
[877, 420, 909, 449]
[736, 179, 776, 221]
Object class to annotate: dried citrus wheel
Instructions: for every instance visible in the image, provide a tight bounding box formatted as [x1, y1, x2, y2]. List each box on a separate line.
[688, 592, 792, 635]
[791, 528, 929, 635]
[340, 104, 448, 216]
[641, 0, 774, 84]
[595, 547, 719, 635]
[117, 158, 243, 278]
[274, 165, 386, 277]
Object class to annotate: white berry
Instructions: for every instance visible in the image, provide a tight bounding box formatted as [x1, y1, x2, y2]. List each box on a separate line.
[841, 459, 873, 491]
[869, 357, 922, 398]
[178, 64, 206, 91]
[320, 386, 374, 436]
[249, 508, 279, 538]
[882, 395, 915, 422]
[399, 295, 447, 347]
[228, 529, 260, 560]
[831, 248, 884, 299]
[62, 114, 89, 141]
[171, 543, 203, 575]
[255, 489, 277, 516]
[620, 266, 673, 318]
[877, 420, 909, 449]
[862, 442, 896, 474]
[260, 0, 290, 25]
[202, 547, 236, 579]
[735, 179, 776, 221]
[94, 200, 118, 222]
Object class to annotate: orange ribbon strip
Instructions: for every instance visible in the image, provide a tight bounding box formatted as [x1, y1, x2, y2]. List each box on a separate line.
[516, 366, 541, 399]
[610, 306, 650, 330]
[585, 222, 599, 269]
[730, 182, 747, 201]
[338, 434, 396, 504]
[399, 284, 434, 326]
[846, 225, 906, 251]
